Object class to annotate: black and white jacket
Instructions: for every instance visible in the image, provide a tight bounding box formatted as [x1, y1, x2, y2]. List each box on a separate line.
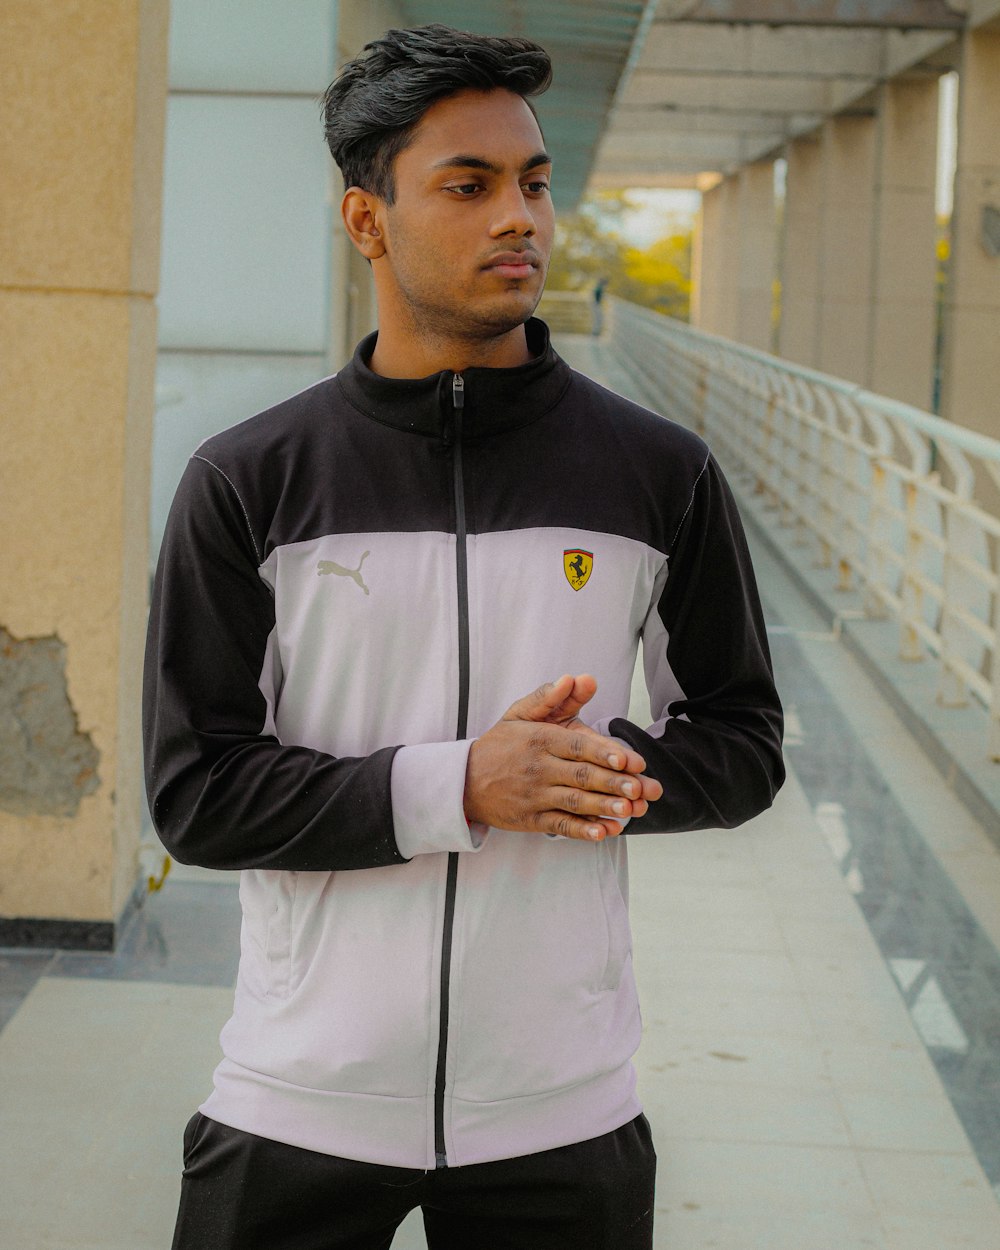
[143, 318, 784, 1170]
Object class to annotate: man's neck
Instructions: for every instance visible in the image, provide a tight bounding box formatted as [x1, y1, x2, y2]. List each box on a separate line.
[368, 322, 533, 379]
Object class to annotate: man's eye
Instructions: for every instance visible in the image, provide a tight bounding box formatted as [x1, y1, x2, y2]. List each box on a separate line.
[524, 180, 550, 194]
[450, 184, 482, 196]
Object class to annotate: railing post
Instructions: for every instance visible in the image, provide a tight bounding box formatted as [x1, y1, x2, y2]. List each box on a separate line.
[864, 459, 891, 619]
[991, 648, 1000, 762]
[937, 499, 971, 708]
[695, 360, 708, 438]
[899, 480, 926, 662]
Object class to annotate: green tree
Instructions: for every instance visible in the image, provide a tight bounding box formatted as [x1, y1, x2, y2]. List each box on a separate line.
[547, 190, 692, 321]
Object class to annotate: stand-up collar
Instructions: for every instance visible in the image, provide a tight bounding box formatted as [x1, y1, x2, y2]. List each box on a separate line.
[335, 318, 572, 439]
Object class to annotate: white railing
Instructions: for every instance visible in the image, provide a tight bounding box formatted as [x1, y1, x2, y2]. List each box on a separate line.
[606, 297, 1000, 762]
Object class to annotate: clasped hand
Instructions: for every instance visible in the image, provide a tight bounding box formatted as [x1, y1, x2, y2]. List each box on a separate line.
[463, 674, 662, 841]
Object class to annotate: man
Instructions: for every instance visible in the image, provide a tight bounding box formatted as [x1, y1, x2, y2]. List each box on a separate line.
[144, 24, 784, 1250]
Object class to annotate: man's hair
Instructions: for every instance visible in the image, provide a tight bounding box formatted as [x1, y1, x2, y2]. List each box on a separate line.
[322, 25, 552, 203]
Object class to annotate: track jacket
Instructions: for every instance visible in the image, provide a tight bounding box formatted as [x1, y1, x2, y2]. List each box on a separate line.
[143, 318, 784, 1171]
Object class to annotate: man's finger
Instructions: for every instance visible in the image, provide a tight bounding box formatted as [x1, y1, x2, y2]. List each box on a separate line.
[542, 673, 597, 724]
[542, 812, 623, 841]
[550, 757, 650, 800]
[547, 786, 641, 821]
[503, 675, 576, 723]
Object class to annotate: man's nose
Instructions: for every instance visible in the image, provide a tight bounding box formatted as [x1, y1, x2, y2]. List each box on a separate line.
[490, 183, 535, 237]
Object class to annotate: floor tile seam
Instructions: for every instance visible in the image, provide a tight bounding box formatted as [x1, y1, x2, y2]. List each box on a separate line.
[642, 1073, 844, 1096]
[649, 1127, 867, 1150]
[0, 970, 234, 1042]
[849, 1142, 989, 1161]
[650, 1198, 867, 1220]
[785, 973, 916, 1004]
[815, 1048, 948, 1087]
[639, 981, 825, 1003]
[653, 1133, 987, 1162]
[651, 1146, 1000, 1221]
[835, 1107, 980, 1156]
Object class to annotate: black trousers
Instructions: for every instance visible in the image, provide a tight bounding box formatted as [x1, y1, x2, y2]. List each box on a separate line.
[171, 1111, 656, 1250]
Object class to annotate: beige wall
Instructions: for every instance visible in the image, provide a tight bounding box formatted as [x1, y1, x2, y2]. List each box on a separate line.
[0, 1, 168, 935]
[940, 28, 1000, 439]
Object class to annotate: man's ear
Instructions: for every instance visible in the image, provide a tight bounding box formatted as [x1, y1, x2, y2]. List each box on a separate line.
[342, 187, 387, 260]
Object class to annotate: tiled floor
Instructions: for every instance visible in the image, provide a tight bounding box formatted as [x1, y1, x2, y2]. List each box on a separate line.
[2, 337, 1000, 1248]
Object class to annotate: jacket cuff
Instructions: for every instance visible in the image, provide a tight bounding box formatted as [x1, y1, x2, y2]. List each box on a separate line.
[589, 719, 629, 744]
[390, 740, 489, 859]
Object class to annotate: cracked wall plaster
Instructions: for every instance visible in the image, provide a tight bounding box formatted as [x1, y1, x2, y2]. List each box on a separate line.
[0, 626, 101, 818]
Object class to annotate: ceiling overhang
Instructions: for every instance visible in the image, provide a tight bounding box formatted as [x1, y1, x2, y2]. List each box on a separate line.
[590, 0, 976, 190]
[385, 1, 990, 202]
[662, 0, 967, 28]
[393, 1, 655, 210]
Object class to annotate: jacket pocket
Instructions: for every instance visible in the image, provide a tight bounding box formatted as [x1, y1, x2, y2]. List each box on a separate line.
[239, 870, 298, 999]
[595, 843, 632, 992]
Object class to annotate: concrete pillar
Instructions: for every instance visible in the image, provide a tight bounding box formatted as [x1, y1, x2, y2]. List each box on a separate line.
[940, 28, 1000, 440]
[695, 176, 740, 338]
[869, 78, 939, 411]
[816, 113, 878, 384]
[328, 0, 405, 368]
[0, 1, 169, 946]
[737, 161, 778, 352]
[692, 182, 720, 332]
[778, 135, 823, 367]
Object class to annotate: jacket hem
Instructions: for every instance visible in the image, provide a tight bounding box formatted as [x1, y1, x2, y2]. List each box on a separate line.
[200, 1055, 640, 1170]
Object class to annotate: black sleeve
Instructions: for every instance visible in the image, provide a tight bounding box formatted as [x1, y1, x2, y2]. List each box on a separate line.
[611, 454, 785, 833]
[142, 456, 407, 871]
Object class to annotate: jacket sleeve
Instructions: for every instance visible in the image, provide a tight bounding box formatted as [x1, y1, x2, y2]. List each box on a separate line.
[143, 455, 479, 871]
[607, 452, 784, 833]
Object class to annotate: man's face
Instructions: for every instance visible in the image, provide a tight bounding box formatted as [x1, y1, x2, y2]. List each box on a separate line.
[375, 88, 555, 344]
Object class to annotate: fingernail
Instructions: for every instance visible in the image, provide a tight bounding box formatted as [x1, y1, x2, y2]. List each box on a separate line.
[588, 826, 602, 840]
[608, 753, 623, 769]
[612, 800, 627, 816]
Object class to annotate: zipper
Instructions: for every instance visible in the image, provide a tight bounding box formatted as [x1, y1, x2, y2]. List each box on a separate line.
[434, 371, 469, 1168]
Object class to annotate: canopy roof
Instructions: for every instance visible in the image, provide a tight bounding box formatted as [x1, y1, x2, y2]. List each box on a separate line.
[395, 0, 1000, 201]
[393, 1, 653, 209]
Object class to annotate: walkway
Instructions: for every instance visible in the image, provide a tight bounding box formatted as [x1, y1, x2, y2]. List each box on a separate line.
[2, 337, 1000, 1248]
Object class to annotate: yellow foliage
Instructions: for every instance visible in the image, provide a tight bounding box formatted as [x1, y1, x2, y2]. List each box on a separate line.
[547, 192, 694, 321]
[622, 236, 692, 297]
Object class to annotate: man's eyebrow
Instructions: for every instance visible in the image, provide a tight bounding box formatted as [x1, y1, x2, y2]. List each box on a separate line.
[432, 152, 553, 174]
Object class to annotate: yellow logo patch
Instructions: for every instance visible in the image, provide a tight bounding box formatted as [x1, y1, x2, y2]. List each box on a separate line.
[563, 549, 593, 591]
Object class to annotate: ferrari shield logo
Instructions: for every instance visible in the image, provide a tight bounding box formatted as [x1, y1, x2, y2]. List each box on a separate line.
[563, 549, 593, 591]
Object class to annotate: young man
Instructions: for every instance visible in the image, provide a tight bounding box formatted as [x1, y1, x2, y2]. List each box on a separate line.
[144, 24, 784, 1250]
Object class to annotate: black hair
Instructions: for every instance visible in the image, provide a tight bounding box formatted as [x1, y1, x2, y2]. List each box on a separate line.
[321, 24, 552, 203]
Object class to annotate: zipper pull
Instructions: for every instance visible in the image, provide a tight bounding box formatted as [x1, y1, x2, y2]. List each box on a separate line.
[452, 373, 465, 411]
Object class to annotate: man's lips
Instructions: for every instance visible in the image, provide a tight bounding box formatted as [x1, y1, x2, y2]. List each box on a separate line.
[483, 251, 540, 280]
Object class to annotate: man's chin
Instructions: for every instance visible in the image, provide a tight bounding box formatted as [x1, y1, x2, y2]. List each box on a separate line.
[465, 290, 543, 338]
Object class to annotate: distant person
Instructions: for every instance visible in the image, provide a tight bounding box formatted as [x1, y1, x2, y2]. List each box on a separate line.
[592, 274, 608, 335]
[144, 23, 784, 1250]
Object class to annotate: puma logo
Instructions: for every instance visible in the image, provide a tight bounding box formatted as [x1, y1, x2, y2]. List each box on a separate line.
[317, 551, 370, 595]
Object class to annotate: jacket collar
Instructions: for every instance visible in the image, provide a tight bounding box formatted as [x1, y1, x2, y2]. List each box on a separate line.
[335, 317, 571, 439]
